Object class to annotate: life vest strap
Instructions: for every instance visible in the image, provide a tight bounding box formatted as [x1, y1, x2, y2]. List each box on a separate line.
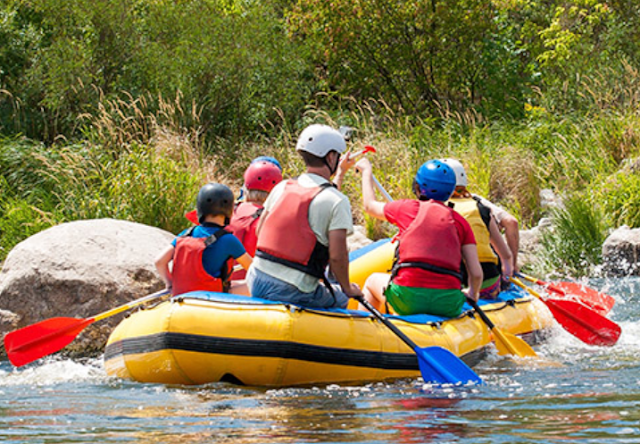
[255, 249, 326, 279]
[391, 261, 463, 282]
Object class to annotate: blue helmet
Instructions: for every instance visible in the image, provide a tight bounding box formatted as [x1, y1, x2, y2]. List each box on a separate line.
[414, 160, 456, 201]
[251, 156, 282, 172]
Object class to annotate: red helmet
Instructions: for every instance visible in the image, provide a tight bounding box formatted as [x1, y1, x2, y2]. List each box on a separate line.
[243, 160, 283, 192]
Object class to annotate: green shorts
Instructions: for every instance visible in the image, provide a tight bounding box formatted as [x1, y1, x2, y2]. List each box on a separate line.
[384, 283, 465, 318]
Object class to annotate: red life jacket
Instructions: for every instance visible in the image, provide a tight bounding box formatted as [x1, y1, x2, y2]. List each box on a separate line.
[391, 200, 463, 282]
[256, 179, 333, 279]
[172, 227, 232, 296]
[227, 201, 263, 279]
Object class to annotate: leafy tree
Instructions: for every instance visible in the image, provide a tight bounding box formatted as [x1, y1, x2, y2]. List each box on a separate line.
[287, 0, 531, 117]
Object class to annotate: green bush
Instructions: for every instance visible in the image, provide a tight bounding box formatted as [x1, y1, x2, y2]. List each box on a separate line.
[538, 195, 610, 277]
[594, 164, 640, 229]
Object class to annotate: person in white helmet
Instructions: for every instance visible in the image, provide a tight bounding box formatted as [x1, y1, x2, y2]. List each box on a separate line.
[442, 158, 516, 299]
[247, 124, 363, 308]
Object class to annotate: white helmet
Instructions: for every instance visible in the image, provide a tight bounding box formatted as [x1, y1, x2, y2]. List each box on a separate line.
[296, 124, 346, 157]
[441, 158, 468, 187]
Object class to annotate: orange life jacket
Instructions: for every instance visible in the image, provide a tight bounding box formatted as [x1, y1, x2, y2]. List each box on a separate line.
[172, 227, 232, 295]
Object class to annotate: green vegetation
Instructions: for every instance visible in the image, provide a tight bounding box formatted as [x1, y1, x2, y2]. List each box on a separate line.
[1, 0, 640, 276]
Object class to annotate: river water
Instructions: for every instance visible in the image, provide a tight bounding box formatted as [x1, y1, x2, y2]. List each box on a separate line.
[1, 278, 640, 444]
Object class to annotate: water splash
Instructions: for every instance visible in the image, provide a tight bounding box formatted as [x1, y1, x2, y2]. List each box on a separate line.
[0, 358, 106, 387]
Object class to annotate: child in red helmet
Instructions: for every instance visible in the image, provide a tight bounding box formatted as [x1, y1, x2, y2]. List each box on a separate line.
[225, 159, 283, 294]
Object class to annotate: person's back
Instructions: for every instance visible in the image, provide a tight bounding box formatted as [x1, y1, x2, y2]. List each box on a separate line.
[155, 183, 252, 296]
[442, 158, 513, 299]
[247, 124, 363, 308]
[355, 158, 483, 317]
[228, 158, 282, 280]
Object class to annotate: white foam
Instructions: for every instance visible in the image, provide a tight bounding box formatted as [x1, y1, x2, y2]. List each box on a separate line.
[0, 358, 106, 386]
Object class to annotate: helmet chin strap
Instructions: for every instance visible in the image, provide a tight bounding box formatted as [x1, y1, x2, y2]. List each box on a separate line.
[324, 151, 340, 176]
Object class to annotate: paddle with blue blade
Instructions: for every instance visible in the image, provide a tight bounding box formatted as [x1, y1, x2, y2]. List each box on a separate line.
[4, 289, 170, 367]
[356, 297, 482, 385]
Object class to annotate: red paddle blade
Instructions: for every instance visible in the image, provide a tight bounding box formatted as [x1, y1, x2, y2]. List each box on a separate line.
[542, 298, 621, 346]
[363, 145, 376, 154]
[550, 282, 615, 315]
[4, 317, 95, 367]
[185, 210, 198, 225]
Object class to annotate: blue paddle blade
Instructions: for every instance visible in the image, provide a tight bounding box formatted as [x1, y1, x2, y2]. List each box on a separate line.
[415, 346, 483, 385]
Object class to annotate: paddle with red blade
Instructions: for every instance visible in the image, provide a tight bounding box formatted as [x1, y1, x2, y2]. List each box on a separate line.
[356, 297, 482, 385]
[518, 272, 614, 316]
[4, 289, 170, 367]
[351, 145, 377, 159]
[185, 209, 198, 225]
[511, 276, 621, 347]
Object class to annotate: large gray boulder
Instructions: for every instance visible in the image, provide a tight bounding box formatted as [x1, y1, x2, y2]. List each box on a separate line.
[602, 226, 640, 276]
[0, 219, 173, 360]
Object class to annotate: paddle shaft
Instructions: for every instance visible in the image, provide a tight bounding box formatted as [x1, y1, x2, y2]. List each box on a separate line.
[373, 175, 394, 202]
[5, 289, 170, 366]
[93, 289, 170, 322]
[357, 297, 418, 351]
[518, 273, 575, 298]
[466, 298, 497, 329]
[517, 272, 614, 314]
[466, 297, 537, 357]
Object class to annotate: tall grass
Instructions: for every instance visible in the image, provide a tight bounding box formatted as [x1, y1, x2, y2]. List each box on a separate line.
[538, 195, 611, 277]
[2, 82, 640, 278]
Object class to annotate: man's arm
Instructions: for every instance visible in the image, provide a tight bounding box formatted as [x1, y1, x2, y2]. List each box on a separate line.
[333, 151, 356, 190]
[236, 253, 253, 271]
[461, 244, 482, 302]
[328, 229, 363, 297]
[489, 217, 513, 277]
[476, 195, 520, 272]
[500, 214, 520, 272]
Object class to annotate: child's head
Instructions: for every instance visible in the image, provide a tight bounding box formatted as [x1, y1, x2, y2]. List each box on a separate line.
[244, 159, 283, 194]
[196, 183, 234, 224]
[412, 159, 456, 202]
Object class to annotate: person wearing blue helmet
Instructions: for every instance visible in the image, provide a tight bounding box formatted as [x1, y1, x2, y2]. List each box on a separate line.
[251, 156, 282, 171]
[354, 158, 482, 316]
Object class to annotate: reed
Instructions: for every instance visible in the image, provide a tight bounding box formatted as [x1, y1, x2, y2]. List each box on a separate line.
[538, 195, 610, 277]
[2, 89, 640, 278]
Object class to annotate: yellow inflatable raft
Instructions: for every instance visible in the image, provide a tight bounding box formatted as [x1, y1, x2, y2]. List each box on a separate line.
[104, 240, 553, 387]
